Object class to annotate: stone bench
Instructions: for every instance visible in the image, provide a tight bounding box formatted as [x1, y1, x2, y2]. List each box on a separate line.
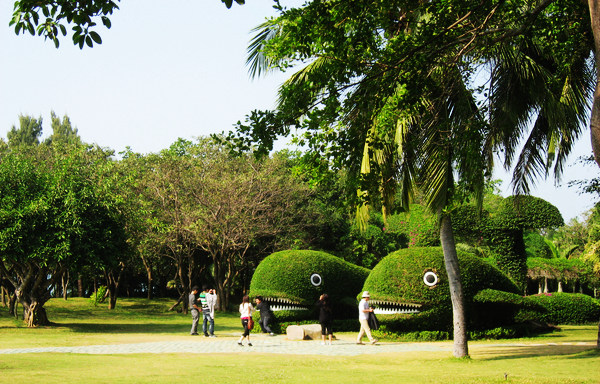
[285, 324, 322, 340]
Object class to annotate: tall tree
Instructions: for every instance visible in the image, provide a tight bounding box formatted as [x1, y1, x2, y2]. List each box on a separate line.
[9, 0, 245, 48]
[0, 145, 128, 326]
[235, 0, 597, 356]
[45, 111, 81, 146]
[7, 115, 43, 147]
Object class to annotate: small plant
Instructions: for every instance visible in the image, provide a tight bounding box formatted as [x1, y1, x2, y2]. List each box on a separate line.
[90, 286, 108, 306]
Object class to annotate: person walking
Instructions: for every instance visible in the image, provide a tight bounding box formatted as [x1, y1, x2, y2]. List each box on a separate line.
[317, 293, 333, 345]
[238, 295, 254, 346]
[189, 286, 200, 335]
[199, 285, 216, 337]
[356, 291, 377, 345]
[255, 296, 275, 336]
[206, 287, 218, 337]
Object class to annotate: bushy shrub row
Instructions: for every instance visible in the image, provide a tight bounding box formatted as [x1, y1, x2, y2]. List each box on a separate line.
[522, 293, 600, 324]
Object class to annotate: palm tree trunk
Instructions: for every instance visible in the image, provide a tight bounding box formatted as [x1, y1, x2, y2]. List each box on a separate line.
[588, 0, 600, 166]
[439, 212, 468, 358]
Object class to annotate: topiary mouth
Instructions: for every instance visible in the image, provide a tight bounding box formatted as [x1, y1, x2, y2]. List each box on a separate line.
[263, 297, 310, 311]
[370, 299, 422, 315]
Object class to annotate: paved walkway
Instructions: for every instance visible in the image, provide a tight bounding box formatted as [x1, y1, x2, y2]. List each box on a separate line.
[0, 334, 593, 356]
[0, 334, 452, 356]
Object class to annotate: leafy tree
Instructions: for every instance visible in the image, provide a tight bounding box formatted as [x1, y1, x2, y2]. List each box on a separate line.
[45, 111, 81, 146]
[0, 145, 128, 326]
[6, 115, 43, 147]
[9, 0, 246, 48]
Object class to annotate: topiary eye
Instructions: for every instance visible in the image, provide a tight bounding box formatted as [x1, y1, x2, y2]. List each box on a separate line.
[310, 273, 322, 286]
[423, 271, 438, 287]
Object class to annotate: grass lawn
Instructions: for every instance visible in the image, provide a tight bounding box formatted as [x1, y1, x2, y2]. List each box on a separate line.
[0, 298, 598, 384]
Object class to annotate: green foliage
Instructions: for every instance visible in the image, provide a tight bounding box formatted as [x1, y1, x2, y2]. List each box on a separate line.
[524, 231, 553, 258]
[494, 196, 565, 231]
[89, 286, 108, 306]
[249, 250, 370, 316]
[341, 212, 409, 269]
[363, 247, 521, 333]
[6, 114, 43, 147]
[387, 206, 439, 248]
[525, 293, 600, 325]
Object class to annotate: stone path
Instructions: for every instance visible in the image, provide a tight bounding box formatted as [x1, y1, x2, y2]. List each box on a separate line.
[0, 334, 452, 356]
[0, 334, 593, 356]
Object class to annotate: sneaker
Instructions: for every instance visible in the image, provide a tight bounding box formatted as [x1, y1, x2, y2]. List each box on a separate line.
[269, 333, 275, 336]
[204, 333, 209, 337]
[209, 334, 217, 337]
[356, 342, 364, 345]
[248, 343, 253, 346]
[191, 333, 199, 336]
[370, 339, 378, 345]
[238, 342, 243, 346]
[320, 342, 325, 345]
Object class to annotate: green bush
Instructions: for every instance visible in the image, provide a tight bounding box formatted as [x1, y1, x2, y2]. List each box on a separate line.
[362, 247, 522, 333]
[249, 250, 370, 319]
[89, 286, 107, 306]
[525, 293, 600, 324]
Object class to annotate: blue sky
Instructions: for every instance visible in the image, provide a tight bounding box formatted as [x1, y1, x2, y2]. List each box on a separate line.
[1, 0, 598, 222]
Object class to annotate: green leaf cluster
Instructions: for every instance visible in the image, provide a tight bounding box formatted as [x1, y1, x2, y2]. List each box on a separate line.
[249, 250, 370, 315]
[524, 293, 600, 325]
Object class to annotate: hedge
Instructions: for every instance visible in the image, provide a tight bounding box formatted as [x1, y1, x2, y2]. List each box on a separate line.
[522, 293, 600, 324]
[249, 250, 370, 319]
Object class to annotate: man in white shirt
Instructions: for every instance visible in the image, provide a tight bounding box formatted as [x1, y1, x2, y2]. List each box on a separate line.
[356, 291, 378, 345]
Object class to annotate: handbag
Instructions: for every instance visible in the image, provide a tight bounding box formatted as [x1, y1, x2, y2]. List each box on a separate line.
[247, 317, 254, 330]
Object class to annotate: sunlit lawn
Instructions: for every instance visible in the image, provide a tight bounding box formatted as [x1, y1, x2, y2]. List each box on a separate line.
[0, 298, 598, 384]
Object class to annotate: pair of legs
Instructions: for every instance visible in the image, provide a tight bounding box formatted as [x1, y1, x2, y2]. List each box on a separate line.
[238, 318, 252, 346]
[320, 320, 333, 345]
[190, 309, 199, 335]
[202, 312, 214, 336]
[259, 316, 274, 334]
[356, 319, 377, 344]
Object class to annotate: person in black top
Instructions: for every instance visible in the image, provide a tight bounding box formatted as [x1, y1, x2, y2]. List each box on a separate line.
[317, 293, 333, 345]
[189, 286, 200, 335]
[254, 296, 275, 336]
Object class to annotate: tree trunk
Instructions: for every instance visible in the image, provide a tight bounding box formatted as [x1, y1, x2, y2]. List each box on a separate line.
[23, 301, 50, 327]
[544, 277, 549, 293]
[77, 274, 84, 297]
[105, 263, 125, 310]
[141, 257, 153, 300]
[538, 281, 543, 294]
[558, 281, 564, 292]
[588, 0, 600, 167]
[9, 293, 17, 317]
[62, 270, 69, 300]
[439, 212, 468, 358]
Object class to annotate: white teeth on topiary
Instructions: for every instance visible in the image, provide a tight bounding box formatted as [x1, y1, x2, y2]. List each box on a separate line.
[370, 299, 422, 315]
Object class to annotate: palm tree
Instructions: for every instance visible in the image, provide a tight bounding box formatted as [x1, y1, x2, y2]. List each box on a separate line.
[245, 8, 492, 358]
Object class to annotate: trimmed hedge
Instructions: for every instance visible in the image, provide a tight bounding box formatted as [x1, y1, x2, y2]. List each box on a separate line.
[523, 293, 600, 325]
[362, 247, 522, 332]
[249, 250, 370, 319]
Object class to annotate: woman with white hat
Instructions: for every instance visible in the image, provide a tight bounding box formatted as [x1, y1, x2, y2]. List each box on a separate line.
[356, 291, 378, 345]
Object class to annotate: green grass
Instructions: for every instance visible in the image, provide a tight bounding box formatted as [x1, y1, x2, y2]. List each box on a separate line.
[0, 298, 599, 384]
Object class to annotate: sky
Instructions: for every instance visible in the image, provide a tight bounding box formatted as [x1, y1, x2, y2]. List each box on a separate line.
[1, 0, 598, 223]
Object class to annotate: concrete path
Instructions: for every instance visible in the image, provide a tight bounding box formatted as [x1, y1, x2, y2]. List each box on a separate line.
[0, 334, 593, 356]
[0, 333, 452, 356]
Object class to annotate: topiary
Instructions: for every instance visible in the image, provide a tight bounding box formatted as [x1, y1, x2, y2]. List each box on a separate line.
[361, 247, 522, 333]
[249, 250, 370, 320]
[523, 293, 600, 324]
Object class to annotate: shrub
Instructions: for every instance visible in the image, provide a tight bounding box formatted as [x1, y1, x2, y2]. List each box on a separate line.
[89, 286, 107, 306]
[362, 247, 520, 333]
[526, 293, 600, 324]
[249, 250, 370, 319]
